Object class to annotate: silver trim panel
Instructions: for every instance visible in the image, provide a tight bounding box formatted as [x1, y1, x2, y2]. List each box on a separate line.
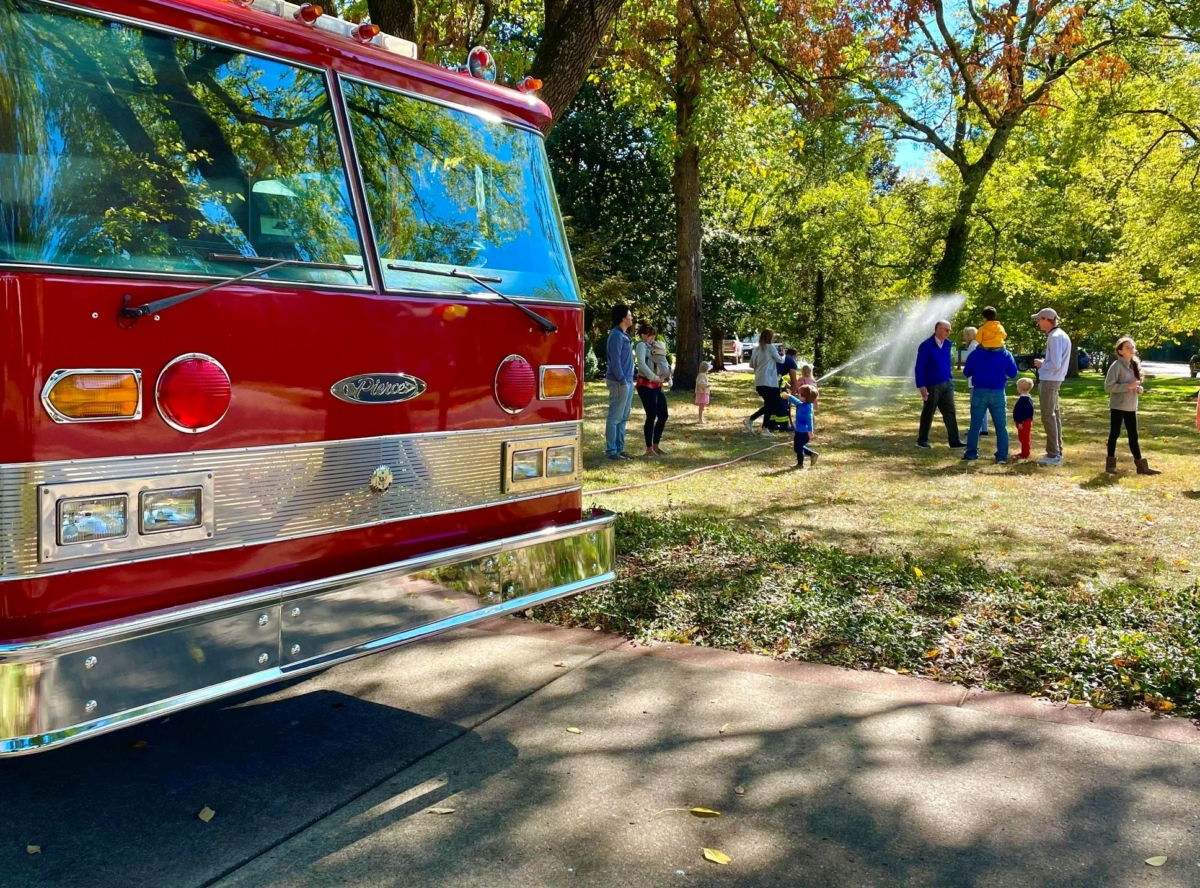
[40, 369, 143, 424]
[0, 510, 615, 755]
[0, 422, 582, 580]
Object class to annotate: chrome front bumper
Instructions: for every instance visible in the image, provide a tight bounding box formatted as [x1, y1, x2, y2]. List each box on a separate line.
[0, 510, 615, 756]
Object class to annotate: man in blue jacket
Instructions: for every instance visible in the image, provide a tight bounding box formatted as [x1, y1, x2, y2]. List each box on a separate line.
[605, 304, 635, 459]
[962, 343, 1019, 462]
[914, 320, 965, 449]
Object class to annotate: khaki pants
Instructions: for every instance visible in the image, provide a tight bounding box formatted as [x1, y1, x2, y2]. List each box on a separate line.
[1039, 380, 1063, 458]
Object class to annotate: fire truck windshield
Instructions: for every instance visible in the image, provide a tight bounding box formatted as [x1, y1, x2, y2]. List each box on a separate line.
[0, 1, 367, 285]
[343, 80, 580, 303]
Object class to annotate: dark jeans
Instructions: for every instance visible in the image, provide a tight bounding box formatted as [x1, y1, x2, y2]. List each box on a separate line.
[794, 432, 817, 462]
[748, 385, 777, 427]
[637, 385, 668, 447]
[917, 380, 963, 446]
[1107, 409, 1141, 459]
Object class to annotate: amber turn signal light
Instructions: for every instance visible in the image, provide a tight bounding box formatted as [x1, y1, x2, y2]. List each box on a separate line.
[539, 366, 578, 400]
[43, 371, 141, 422]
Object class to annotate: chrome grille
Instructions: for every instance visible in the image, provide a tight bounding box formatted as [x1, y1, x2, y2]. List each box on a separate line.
[0, 422, 581, 580]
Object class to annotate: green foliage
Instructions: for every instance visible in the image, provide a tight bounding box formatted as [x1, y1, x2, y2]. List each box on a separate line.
[537, 512, 1200, 715]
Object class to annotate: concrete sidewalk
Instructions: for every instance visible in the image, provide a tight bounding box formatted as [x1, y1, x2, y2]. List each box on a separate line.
[4, 620, 1199, 888]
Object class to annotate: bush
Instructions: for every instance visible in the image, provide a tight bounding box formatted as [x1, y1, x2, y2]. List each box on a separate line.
[584, 345, 599, 380]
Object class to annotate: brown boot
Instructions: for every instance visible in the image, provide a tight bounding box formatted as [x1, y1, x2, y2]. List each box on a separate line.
[1135, 458, 1161, 476]
[1105, 457, 1118, 474]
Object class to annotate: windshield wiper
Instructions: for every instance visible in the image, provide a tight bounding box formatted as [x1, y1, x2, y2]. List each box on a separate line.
[387, 264, 557, 334]
[119, 253, 363, 325]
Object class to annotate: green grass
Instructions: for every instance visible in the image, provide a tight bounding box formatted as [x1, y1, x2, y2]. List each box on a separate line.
[534, 370, 1200, 715]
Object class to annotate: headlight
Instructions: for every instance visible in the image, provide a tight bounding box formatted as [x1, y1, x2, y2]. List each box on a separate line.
[546, 444, 575, 477]
[140, 487, 203, 534]
[58, 495, 128, 545]
[511, 449, 543, 482]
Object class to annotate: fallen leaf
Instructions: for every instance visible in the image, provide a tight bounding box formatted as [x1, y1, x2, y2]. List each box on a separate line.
[690, 807, 721, 818]
[198, 807, 216, 823]
[946, 616, 962, 629]
[734, 786, 746, 796]
[702, 848, 731, 865]
[718, 723, 730, 734]
[912, 567, 924, 580]
[923, 649, 941, 659]
[1067, 698, 1085, 705]
[566, 726, 582, 734]
[553, 662, 567, 668]
[26, 845, 40, 855]
[897, 668, 911, 674]
[1145, 856, 1168, 867]
[880, 667, 898, 675]
[427, 807, 457, 815]
[130, 740, 148, 749]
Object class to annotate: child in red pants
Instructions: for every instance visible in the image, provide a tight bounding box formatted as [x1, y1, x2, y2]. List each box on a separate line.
[1013, 377, 1035, 459]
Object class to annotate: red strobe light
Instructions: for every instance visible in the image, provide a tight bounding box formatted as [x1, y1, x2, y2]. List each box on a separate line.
[156, 354, 232, 433]
[352, 22, 381, 42]
[294, 3, 323, 25]
[494, 355, 535, 414]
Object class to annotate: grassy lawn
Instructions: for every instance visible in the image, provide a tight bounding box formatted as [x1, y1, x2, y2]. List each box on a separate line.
[534, 370, 1200, 715]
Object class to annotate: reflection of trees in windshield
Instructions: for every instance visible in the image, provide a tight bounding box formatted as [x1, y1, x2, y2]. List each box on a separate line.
[346, 81, 525, 267]
[0, 0, 362, 280]
[345, 80, 578, 301]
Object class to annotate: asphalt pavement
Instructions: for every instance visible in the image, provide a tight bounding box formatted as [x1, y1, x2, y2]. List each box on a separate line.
[3, 621, 1199, 888]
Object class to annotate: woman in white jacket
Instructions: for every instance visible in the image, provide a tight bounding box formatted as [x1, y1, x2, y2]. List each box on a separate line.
[744, 329, 783, 438]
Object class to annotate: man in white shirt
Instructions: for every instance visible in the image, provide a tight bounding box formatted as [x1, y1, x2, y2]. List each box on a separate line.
[1032, 308, 1071, 466]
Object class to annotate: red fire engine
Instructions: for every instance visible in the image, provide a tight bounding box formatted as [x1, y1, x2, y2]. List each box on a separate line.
[0, 0, 613, 754]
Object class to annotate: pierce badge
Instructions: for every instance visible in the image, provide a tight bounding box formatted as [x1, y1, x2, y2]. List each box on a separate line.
[331, 373, 427, 405]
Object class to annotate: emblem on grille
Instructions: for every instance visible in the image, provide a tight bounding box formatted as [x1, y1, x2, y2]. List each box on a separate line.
[331, 373, 427, 405]
[369, 465, 393, 494]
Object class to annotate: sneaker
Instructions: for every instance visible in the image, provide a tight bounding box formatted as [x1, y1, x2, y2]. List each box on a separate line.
[916, 441, 932, 449]
[994, 457, 1008, 464]
[961, 453, 978, 461]
[1037, 455, 1062, 467]
[618, 452, 634, 460]
[743, 418, 753, 432]
[949, 441, 967, 449]
[809, 453, 819, 467]
[606, 454, 622, 461]
[760, 429, 776, 439]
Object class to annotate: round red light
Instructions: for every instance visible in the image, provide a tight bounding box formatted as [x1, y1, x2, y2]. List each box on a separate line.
[494, 355, 535, 414]
[294, 3, 323, 25]
[353, 22, 381, 42]
[156, 354, 232, 433]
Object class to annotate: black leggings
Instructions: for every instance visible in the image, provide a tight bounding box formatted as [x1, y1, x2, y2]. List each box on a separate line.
[748, 385, 777, 427]
[1107, 409, 1141, 459]
[637, 385, 668, 447]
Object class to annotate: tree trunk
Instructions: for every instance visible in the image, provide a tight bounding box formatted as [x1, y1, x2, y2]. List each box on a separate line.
[366, 0, 418, 42]
[711, 325, 726, 372]
[671, 69, 703, 392]
[930, 126, 1014, 294]
[811, 268, 826, 378]
[528, 0, 626, 131]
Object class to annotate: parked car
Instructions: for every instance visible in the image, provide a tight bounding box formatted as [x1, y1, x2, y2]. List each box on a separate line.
[1013, 352, 1044, 372]
[741, 334, 758, 362]
[709, 333, 741, 364]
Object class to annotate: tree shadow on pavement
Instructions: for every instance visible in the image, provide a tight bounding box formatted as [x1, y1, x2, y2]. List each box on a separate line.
[204, 648, 1200, 888]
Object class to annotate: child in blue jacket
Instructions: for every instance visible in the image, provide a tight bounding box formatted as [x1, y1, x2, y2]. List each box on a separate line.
[788, 384, 819, 467]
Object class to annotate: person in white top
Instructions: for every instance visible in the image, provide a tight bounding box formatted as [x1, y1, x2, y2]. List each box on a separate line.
[744, 329, 783, 438]
[1031, 307, 1071, 465]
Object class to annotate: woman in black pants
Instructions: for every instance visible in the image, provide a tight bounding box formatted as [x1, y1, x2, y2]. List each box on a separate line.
[633, 323, 669, 456]
[1104, 336, 1160, 475]
[744, 329, 782, 438]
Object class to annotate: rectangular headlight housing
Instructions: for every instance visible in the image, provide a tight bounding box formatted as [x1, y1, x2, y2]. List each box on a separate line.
[140, 487, 203, 534]
[546, 444, 576, 477]
[511, 449, 543, 482]
[57, 495, 128, 545]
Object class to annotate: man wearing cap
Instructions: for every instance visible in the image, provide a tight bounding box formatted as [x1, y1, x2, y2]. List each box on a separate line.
[1032, 308, 1071, 466]
[914, 319, 965, 450]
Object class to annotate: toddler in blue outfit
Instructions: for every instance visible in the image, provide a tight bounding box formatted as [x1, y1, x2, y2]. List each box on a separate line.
[787, 384, 819, 467]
